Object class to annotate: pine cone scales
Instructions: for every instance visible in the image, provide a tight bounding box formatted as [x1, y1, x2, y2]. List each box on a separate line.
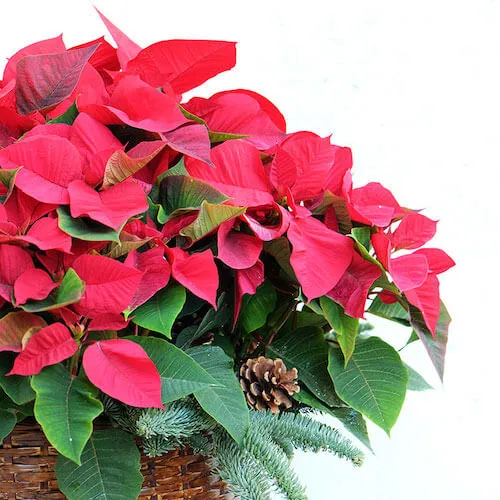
[239, 356, 300, 414]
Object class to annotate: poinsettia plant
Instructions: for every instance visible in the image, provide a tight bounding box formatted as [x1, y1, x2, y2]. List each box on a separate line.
[0, 9, 454, 500]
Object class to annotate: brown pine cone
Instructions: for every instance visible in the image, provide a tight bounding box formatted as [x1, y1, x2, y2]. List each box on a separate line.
[239, 356, 300, 414]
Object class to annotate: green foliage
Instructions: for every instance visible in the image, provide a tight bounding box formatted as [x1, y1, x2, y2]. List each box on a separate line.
[48, 102, 79, 124]
[239, 282, 277, 333]
[405, 364, 433, 391]
[267, 326, 344, 407]
[320, 296, 359, 364]
[368, 295, 410, 326]
[55, 429, 143, 500]
[31, 364, 103, 464]
[328, 336, 408, 435]
[188, 345, 249, 445]
[130, 284, 186, 337]
[20, 268, 85, 313]
[0, 409, 16, 442]
[0, 353, 35, 405]
[126, 336, 216, 404]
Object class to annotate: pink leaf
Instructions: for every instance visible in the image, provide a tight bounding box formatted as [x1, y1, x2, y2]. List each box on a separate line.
[82, 339, 163, 408]
[0, 136, 83, 204]
[72, 254, 144, 317]
[217, 221, 263, 270]
[124, 247, 171, 310]
[349, 182, 404, 227]
[327, 250, 382, 318]
[325, 146, 353, 196]
[233, 260, 264, 328]
[390, 213, 438, 250]
[185, 140, 273, 206]
[16, 44, 99, 115]
[288, 215, 353, 300]
[0, 245, 33, 302]
[162, 124, 212, 165]
[389, 253, 429, 291]
[405, 274, 441, 335]
[166, 247, 218, 308]
[413, 248, 455, 275]
[269, 147, 297, 194]
[183, 90, 286, 149]
[0, 312, 47, 353]
[14, 269, 59, 305]
[87, 314, 129, 332]
[95, 9, 141, 68]
[127, 39, 236, 94]
[8, 323, 78, 376]
[68, 179, 148, 231]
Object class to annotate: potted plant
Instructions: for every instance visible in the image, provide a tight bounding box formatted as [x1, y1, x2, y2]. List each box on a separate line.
[0, 9, 454, 500]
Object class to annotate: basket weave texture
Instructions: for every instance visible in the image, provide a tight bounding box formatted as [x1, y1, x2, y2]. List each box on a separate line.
[0, 424, 230, 499]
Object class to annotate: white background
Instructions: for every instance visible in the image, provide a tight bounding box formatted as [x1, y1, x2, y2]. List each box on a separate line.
[2, 1, 499, 498]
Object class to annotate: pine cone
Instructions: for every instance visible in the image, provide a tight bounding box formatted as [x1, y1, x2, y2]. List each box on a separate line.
[239, 356, 300, 414]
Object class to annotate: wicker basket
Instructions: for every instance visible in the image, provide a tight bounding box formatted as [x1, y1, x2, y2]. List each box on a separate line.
[0, 424, 231, 499]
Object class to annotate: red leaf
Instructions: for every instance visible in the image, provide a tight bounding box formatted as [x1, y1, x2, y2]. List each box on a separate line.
[414, 248, 455, 275]
[0, 245, 33, 302]
[389, 253, 428, 291]
[161, 124, 212, 165]
[3, 35, 66, 83]
[405, 274, 441, 335]
[104, 75, 188, 132]
[165, 247, 218, 308]
[390, 213, 438, 250]
[96, 9, 142, 68]
[243, 204, 290, 241]
[184, 90, 286, 149]
[21, 215, 72, 253]
[70, 36, 120, 75]
[16, 44, 99, 115]
[279, 132, 336, 201]
[217, 221, 263, 270]
[8, 323, 78, 376]
[127, 39, 236, 94]
[72, 254, 144, 317]
[14, 269, 58, 305]
[87, 314, 129, 332]
[327, 250, 382, 318]
[161, 212, 199, 242]
[82, 339, 163, 408]
[288, 215, 353, 300]
[185, 140, 273, 206]
[124, 247, 171, 310]
[233, 89, 286, 132]
[269, 147, 297, 194]
[349, 182, 404, 227]
[0, 136, 83, 204]
[0, 312, 47, 353]
[325, 146, 353, 196]
[234, 260, 264, 328]
[68, 179, 148, 231]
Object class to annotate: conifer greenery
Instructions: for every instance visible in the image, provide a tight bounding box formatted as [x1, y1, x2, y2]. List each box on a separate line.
[104, 396, 364, 500]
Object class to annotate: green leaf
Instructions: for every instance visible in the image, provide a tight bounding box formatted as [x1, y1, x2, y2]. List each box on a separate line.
[320, 296, 359, 364]
[239, 282, 277, 333]
[351, 227, 371, 251]
[176, 294, 231, 350]
[0, 352, 35, 405]
[126, 336, 216, 404]
[263, 238, 296, 280]
[405, 364, 433, 391]
[328, 336, 408, 435]
[21, 268, 85, 313]
[0, 168, 19, 197]
[187, 345, 249, 445]
[55, 429, 143, 500]
[368, 295, 410, 326]
[159, 175, 228, 218]
[266, 327, 344, 407]
[155, 157, 188, 185]
[408, 301, 450, 381]
[0, 409, 16, 442]
[180, 201, 245, 243]
[48, 102, 79, 125]
[31, 364, 103, 464]
[57, 206, 121, 242]
[209, 131, 248, 143]
[293, 388, 372, 452]
[130, 285, 186, 338]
